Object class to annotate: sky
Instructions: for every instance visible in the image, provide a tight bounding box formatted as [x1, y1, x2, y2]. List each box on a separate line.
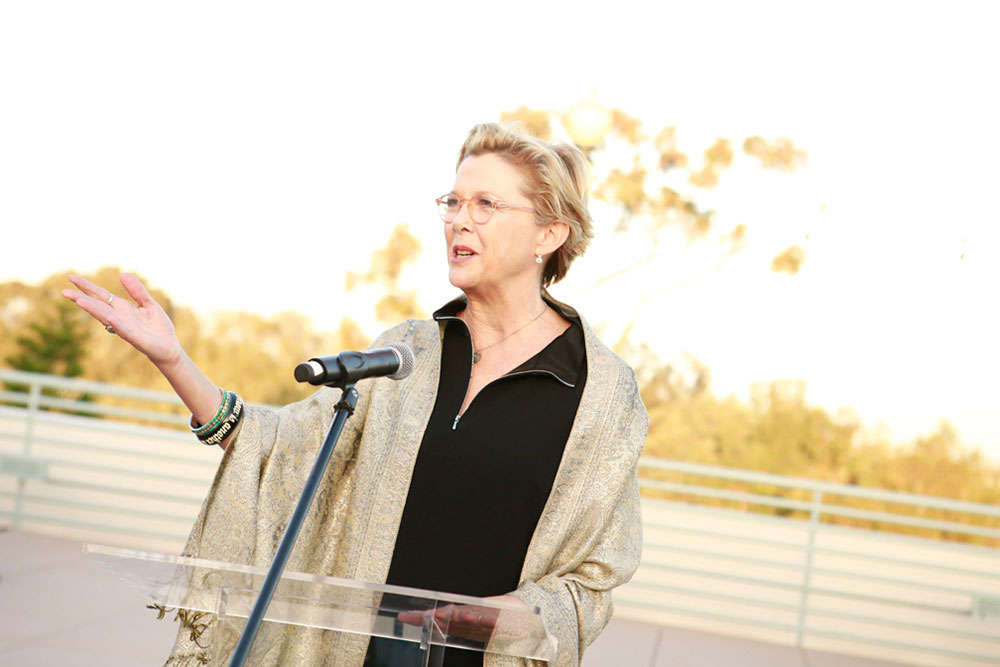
[2, 1, 998, 460]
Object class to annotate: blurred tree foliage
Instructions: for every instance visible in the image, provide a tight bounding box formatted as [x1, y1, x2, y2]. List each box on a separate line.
[2, 299, 96, 413]
[622, 343, 1000, 543]
[345, 223, 426, 326]
[501, 105, 809, 273]
[5, 300, 89, 378]
[0, 267, 370, 411]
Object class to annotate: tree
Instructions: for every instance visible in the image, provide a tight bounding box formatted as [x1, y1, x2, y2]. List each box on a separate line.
[3, 299, 96, 412]
[0, 267, 378, 413]
[5, 300, 89, 377]
[500, 103, 809, 277]
[345, 223, 426, 326]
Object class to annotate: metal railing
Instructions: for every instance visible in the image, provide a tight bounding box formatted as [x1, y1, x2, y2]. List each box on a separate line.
[0, 369, 214, 547]
[622, 460, 1000, 665]
[2, 369, 999, 665]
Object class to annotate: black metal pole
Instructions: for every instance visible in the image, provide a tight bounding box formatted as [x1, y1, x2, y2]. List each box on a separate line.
[228, 384, 359, 667]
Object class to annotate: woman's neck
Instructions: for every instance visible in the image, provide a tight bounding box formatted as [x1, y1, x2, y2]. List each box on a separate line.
[460, 286, 548, 341]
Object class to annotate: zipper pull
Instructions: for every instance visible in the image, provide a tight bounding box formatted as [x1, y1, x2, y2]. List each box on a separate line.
[452, 414, 461, 430]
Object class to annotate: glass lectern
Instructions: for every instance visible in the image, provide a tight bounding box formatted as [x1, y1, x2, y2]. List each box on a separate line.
[85, 544, 556, 666]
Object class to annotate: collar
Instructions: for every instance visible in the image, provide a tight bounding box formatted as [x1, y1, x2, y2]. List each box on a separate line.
[432, 293, 585, 387]
[431, 289, 580, 321]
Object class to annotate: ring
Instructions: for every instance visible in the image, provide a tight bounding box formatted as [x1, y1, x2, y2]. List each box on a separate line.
[105, 324, 116, 334]
[107, 294, 115, 305]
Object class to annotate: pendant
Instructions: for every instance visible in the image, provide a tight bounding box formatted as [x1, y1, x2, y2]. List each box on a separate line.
[472, 352, 481, 364]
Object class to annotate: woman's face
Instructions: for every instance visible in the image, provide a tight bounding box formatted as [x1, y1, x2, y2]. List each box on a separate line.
[444, 153, 545, 299]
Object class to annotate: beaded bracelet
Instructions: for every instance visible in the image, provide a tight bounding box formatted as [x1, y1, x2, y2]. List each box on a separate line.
[190, 389, 232, 435]
[198, 393, 244, 446]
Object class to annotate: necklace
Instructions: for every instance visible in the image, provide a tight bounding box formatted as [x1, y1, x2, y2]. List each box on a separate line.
[469, 305, 548, 364]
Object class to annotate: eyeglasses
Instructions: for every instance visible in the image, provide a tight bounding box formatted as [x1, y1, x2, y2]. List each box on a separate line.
[435, 194, 535, 224]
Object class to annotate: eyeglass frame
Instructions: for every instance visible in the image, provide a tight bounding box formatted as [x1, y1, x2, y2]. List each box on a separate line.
[435, 193, 536, 225]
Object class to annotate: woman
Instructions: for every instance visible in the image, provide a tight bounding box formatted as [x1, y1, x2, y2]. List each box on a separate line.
[63, 123, 648, 666]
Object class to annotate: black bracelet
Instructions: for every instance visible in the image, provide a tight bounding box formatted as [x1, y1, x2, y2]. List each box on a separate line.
[197, 392, 245, 446]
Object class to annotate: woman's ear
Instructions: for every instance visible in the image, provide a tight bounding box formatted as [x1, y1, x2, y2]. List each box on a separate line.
[537, 220, 569, 257]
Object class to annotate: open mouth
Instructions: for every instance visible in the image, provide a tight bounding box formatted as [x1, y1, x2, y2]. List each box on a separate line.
[452, 245, 477, 259]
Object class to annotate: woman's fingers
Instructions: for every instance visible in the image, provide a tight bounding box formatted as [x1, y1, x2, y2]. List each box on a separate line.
[62, 287, 112, 322]
[64, 273, 146, 321]
[67, 274, 115, 305]
[62, 275, 134, 335]
[397, 603, 497, 639]
[62, 272, 182, 366]
[120, 272, 154, 306]
[396, 610, 426, 625]
[64, 290, 137, 343]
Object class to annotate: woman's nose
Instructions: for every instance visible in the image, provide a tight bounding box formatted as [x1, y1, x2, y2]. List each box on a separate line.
[451, 202, 474, 231]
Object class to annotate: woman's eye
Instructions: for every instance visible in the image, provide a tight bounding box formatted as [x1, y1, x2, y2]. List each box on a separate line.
[445, 197, 461, 208]
[477, 198, 496, 210]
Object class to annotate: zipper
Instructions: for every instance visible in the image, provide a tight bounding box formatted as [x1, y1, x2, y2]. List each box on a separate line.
[437, 314, 575, 431]
[491, 369, 574, 388]
[438, 315, 477, 431]
[451, 370, 574, 430]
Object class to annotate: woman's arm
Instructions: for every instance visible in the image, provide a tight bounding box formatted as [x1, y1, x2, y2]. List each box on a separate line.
[500, 369, 648, 667]
[62, 272, 231, 447]
[509, 471, 642, 667]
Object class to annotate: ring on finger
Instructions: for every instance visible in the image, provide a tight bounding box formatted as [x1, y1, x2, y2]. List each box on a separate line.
[107, 294, 115, 305]
[105, 324, 116, 334]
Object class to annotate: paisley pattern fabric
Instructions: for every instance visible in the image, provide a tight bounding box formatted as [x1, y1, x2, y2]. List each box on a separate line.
[164, 304, 648, 667]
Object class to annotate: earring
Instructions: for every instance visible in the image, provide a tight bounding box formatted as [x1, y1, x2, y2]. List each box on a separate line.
[535, 254, 543, 264]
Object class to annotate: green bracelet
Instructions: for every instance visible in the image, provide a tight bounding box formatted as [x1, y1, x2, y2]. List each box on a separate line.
[189, 389, 230, 435]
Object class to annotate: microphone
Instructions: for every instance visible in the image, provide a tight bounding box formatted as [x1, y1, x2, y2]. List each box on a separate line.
[294, 342, 415, 387]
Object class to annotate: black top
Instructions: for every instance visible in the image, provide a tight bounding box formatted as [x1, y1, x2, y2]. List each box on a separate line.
[366, 300, 586, 667]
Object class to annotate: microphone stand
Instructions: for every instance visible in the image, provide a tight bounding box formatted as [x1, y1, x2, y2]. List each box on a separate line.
[228, 382, 359, 667]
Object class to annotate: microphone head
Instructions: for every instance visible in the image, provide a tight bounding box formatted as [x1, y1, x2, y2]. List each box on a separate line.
[294, 360, 325, 384]
[386, 342, 415, 380]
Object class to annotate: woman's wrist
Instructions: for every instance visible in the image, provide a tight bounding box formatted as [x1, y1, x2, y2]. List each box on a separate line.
[153, 347, 225, 426]
[150, 340, 187, 376]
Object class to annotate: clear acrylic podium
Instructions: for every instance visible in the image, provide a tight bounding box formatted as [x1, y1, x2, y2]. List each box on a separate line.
[85, 544, 556, 666]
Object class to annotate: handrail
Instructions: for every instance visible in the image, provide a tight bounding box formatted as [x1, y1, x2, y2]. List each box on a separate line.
[638, 460, 1000, 549]
[1, 368, 188, 403]
[641, 456, 1000, 519]
[2, 368, 998, 665]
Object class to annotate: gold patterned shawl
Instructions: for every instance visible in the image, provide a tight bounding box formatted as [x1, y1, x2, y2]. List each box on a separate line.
[164, 304, 648, 667]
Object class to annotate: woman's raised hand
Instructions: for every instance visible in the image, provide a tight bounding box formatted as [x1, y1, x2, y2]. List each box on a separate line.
[62, 273, 181, 369]
[62, 272, 230, 445]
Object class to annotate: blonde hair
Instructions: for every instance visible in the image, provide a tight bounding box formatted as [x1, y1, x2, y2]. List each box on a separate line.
[456, 122, 594, 287]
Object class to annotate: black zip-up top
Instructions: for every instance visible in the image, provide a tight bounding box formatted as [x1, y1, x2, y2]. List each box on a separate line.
[374, 298, 587, 666]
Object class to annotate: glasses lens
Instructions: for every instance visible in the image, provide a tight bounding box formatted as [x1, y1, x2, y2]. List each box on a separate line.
[437, 196, 497, 223]
[470, 197, 495, 223]
[438, 196, 460, 221]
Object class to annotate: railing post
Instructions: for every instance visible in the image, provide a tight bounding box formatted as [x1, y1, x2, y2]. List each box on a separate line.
[12, 379, 42, 529]
[796, 488, 822, 647]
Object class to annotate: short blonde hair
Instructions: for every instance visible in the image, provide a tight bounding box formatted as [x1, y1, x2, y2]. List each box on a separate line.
[457, 122, 594, 287]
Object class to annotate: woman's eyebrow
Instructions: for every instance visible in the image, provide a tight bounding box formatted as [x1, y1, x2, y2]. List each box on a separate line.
[449, 190, 499, 199]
